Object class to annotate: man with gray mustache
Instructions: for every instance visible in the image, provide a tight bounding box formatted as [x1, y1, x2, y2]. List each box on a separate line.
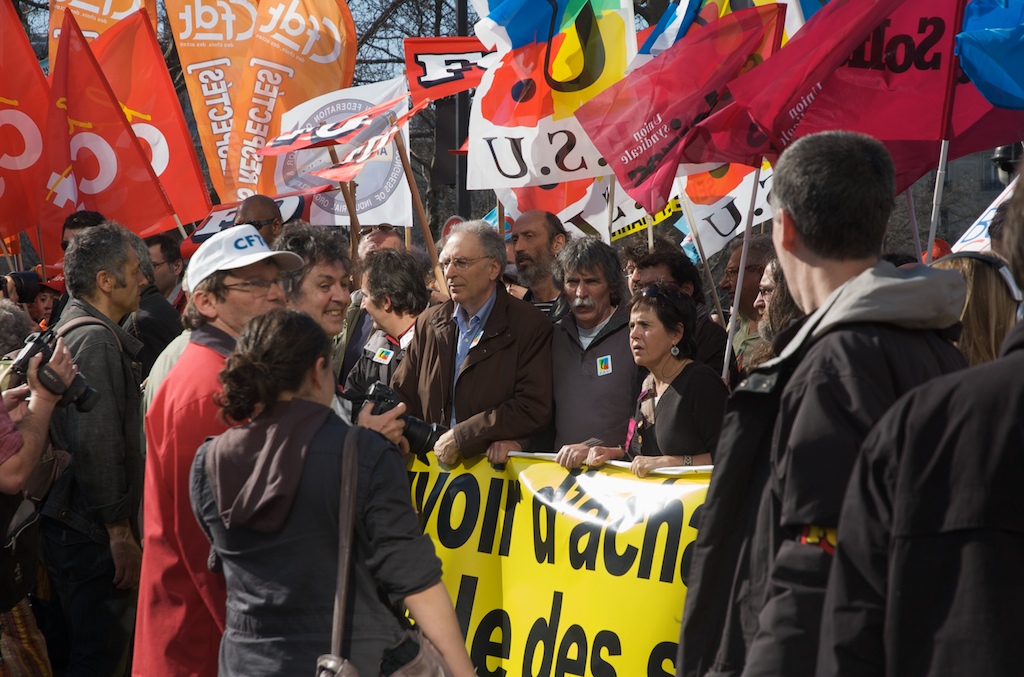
[549, 237, 640, 468]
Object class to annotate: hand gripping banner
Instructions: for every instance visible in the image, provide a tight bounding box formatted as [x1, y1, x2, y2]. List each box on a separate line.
[409, 453, 711, 677]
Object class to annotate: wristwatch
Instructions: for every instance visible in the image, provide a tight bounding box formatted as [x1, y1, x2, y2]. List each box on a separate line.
[683, 455, 693, 466]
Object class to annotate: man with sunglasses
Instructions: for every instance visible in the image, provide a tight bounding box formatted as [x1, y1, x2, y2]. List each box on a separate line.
[681, 132, 969, 677]
[134, 225, 303, 676]
[234, 194, 284, 246]
[392, 221, 553, 466]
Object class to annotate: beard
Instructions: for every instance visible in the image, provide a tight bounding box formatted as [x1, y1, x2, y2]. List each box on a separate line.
[516, 251, 555, 288]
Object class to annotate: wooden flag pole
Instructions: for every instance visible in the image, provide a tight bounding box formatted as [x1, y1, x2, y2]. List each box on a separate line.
[904, 189, 922, 258]
[173, 214, 189, 240]
[722, 163, 762, 381]
[497, 199, 505, 234]
[0, 237, 15, 272]
[681, 192, 725, 323]
[646, 214, 655, 253]
[394, 129, 449, 297]
[339, 182, 361, 263]
[606, 181, 616, 242]
[35, 225, 47, 278]
[925, 140, 950, 264]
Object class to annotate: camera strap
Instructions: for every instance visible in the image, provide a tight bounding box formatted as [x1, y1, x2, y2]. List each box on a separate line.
[54, 317, 123, 353]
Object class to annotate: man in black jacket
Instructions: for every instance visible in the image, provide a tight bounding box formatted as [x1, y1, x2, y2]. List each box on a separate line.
[817, 172, 1024, 677]
[122, 236, 183, 378]
[679, 131, 968, 677]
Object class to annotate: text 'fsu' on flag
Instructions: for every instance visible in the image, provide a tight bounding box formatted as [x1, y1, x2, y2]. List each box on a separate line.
[403, 37, 496, 108]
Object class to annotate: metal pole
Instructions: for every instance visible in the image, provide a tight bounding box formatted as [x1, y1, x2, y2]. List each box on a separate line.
[925, 140, 950, 264]
[681, 192, 725, 322]
[722, 164, 762, 381]
[455, 0, 470, 218]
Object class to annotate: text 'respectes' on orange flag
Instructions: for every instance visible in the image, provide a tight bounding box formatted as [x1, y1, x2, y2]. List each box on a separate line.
[223, 0, 357, 203]
[90, 10, 212, 227]
[1, 0, 50, 240]
[575, 5, 785, 214]
[403, 37, 495, 108]
[47, 0, 157, 64]
[163, 0, 259, 202]
[37, 12, 176, 259]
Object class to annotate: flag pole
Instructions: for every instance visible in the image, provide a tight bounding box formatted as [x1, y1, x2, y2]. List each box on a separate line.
[339, 181, 361, 263]
[925, 140, 950, 264]
[681, 192, 725, 323]
[173, 214, 189, 240]
[606, 181, 616, 242]
[904, 189, 921, 258]
[0, 237, 14, 272]
[35, 225, 47, 279]
[497, 198, 505, 233]
[394, 126, 449, 297]
[722, 163, 762, 381]
[646, 214, 655, 253]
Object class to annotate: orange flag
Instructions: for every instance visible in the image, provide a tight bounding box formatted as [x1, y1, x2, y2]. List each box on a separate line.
[36, 12, 176, 258]
[47, 0, 157, 63]
[163, 0, 260, 201]
[90, 10, 212, 226]
[222, 0, 357, 202]
[1, 0, 50, 239]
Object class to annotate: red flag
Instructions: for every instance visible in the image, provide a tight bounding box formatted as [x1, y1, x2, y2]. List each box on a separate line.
[403, 37, 494, 108]
[309, 104, 425, 183]
[678, 100, 777, 169]
[575, 5, 785, 214]
[259, 94, 412, 156]
[0, 0, 50, 239]
[89, 11, 212, 226]
[37, 13, 176, 258]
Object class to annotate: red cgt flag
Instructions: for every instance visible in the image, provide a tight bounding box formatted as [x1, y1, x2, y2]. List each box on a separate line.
[574, 5, 785, 214]
[0, 0, 50, 239]
[89, 10, 212, 227]
[36, 12, 176, 259]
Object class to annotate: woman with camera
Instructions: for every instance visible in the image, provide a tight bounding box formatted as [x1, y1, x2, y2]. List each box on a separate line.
[189, 309, 474, 676]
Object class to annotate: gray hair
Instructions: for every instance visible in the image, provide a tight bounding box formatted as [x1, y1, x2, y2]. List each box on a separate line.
[0, 299, 34, 356]
[446, 220, 506, 266]
[556, 236, 628, 306]
[64, 221, 135, 299]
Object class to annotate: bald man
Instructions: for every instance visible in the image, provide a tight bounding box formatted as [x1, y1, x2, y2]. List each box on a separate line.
[234, 194, 284, 246]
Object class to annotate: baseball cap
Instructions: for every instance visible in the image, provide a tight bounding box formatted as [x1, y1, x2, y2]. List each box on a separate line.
[186, 224, 303, 293]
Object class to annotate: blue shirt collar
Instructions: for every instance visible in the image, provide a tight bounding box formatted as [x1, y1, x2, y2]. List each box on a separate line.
[452, 286, 498, 333]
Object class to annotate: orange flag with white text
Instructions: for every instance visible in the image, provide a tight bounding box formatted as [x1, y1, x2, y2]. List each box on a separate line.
[222, 0, 357, 203]
[47, 0, 157, 64]
[36, 13, 176, 259]
[1, 0, 50, 239]
[163, 0, 260, 201]
[90, 11, 212, 226]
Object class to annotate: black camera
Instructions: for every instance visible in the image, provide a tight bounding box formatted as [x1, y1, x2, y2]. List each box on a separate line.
[11, 331, 101, 412]
[361, 381, 447, 460]
[0, 271, 41, 304]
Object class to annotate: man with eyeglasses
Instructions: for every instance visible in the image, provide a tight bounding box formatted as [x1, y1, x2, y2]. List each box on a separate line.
[234, 194, 284, 246]
[145, 234, 186, 315]
[134, 225, 303, 676]
[718, 234, 775, 372]
[392, 221, 553, 466]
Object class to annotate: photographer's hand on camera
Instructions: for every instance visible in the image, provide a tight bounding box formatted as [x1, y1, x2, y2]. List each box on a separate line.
[356, 400, 408, 451]
[27, 337, 76, 407]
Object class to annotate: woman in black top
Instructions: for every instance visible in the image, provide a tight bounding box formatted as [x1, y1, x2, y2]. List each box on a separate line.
[189, 310, 475, 677]
[624, 283, 729, 476]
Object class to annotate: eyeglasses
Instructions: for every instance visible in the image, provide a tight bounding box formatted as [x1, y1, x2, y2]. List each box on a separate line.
[359, 224, 397, 236]
[152, 260, 171, 270]
[235, 218, 278, 228]
[623, 265, 637, 276]
[721, 263, 764, 282]
[440, 256, 486, 270]
[639, 284, 686, 302]
[223, 278, 283, 295]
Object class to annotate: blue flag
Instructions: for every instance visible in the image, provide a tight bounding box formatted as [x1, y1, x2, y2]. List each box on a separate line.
[957, 0, 1024, 109]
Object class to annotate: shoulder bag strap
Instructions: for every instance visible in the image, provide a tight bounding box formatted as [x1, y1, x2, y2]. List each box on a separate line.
[330, 425, 362, 657]
[56, 316, 124, 353]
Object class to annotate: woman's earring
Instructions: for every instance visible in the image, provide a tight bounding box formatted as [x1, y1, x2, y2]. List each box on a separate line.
[671, 345, 680, 356]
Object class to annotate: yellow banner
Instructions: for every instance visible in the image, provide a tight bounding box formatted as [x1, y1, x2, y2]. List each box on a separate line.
[409, 454, 710, 677]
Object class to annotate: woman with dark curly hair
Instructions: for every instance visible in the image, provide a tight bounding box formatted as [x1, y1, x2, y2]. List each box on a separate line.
[623, 283, 729, 476]
[189, 309, 474, 676]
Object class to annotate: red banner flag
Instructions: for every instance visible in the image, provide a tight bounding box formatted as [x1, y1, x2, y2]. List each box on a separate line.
[37, 12, 176, 258]
[259, 94, 410, 156]
[678, 100, 777, 169]
[1, 0, 50, 239]
[309, 102, 426, 183]
[575, 5, 785, 214]
[89, 11, 212, 226]
[728, 0, 910, 150]
[403, 37, 495, 108]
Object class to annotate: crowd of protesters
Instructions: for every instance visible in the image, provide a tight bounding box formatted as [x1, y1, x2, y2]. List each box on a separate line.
[0, 129, 1022, 676]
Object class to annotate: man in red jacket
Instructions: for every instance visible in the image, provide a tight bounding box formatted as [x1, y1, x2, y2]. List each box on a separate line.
[133, 225, 303, 676]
